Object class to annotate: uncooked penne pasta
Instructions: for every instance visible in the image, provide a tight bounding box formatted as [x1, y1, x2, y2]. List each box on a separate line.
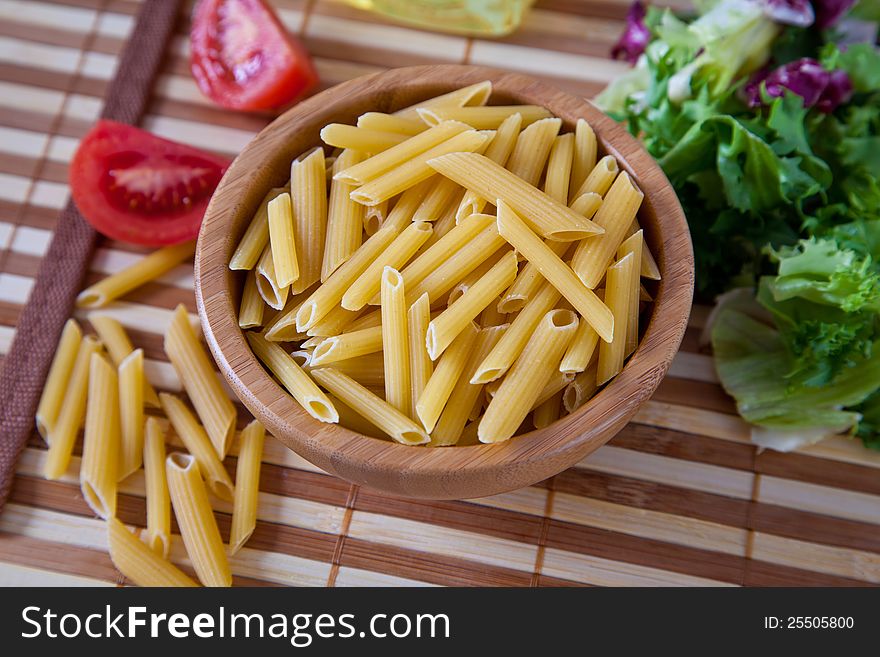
[344, 309, 383, 333]
[159, 393, 235, 502]
[290, 148, 328, 294]
[246, 332, 338, 423]
[381, 268, 411, 415]
[617, 230, 644, 356]
[229, 419, 265, 556]
[597, 252, 637, 385]
[533, 391, 562, 429]
[310, 368, 428, 445]
[532, 370, 577, 409]
[405, 223, 506, 307]
[106, 517, 196, 587]
[559, 318, 599, 374]
[80, 352, 119, 519]
[349, 129, 490, 206]
[238, 270, 265, 329]
[230, 187, 287, 271]
[472, 281, 561, 384]
[569, 191, 603, 217]
[479, 309, 578, 443]
[407, 293, 432, 420]
[480, 296, 507, 327]
[309, 325, 383, 366]
[36, 318, 82, 442]
[263, 292, 312, 342]
[428, 152, 602, 241]
[394, 80, 491, 121]
[357, 112, 427, 135]
[393, 213, 495, 301]
[426, 251, 518, 360]
[544, 133, 575, 204]
[417, 322, 478, 432]
[306, 308, 364, 339]
[76, 240, 195, 308]
[627, 219, 662, 280]
[572, 154, 619, 199]
[336, 121, 470, 185]
[256, 243, 289, 310]
[268, 191, 300, 288]
[496, 201, 613, 342]
[431, 324, 506, 446]
[322, 149, 367, 281]
[563, 364, 599, 413]
[327, 394, 386, 439]
[143, 416, 171, 558]
[569, 119, 598, 203]
[295, 184, 425, 331]
[164, 304, 236, 459]
[497, 240, 568, 314]
[307, 352, 385, 387]
[117, 349, 145, 481]
[342, 221, 433, 311]
[320, 124, 409, 152]
[89, 313, 160, 408]
[447, 250, 507, 306]
[417, 104, 551, 130]
[413, 177, 462, 222]
[364, 200, 387, 236]
[571, 171, 644, 289]
[43, 336, 101, 480]
[456, 112, 521, 222]
[166, 452, 231, 587]
[505, 117, 561, 186]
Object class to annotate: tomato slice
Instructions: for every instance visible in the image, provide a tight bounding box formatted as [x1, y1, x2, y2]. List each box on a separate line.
[190, 0, 319, 111]
[70, 120, 230, 246]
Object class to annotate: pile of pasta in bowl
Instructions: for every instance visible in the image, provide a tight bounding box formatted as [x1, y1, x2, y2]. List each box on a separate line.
[233, 81, 660, 447]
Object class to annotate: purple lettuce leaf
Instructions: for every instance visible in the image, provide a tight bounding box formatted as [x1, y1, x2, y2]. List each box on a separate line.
[611, 1, 651, 65]
[744, 58, 853, 112]
[759, 0, 815, 27]
[813, 0, 858, 29]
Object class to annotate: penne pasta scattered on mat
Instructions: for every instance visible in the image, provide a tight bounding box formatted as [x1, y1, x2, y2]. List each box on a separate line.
[230, 81, 658, 447]
[36, 251, 272, 586]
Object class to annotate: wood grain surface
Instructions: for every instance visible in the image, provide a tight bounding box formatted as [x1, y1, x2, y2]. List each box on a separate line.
[1, 0, 879, 586]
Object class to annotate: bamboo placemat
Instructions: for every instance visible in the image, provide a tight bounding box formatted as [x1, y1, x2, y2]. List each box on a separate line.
[1, 0, 878, 587]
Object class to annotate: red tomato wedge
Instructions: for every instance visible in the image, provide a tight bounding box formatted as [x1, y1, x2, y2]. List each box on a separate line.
[190, 0, 319, 111]
[70, 120, 230, 246]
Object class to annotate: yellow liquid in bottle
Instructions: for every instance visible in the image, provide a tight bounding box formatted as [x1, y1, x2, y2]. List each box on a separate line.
[340, 0, 534, 37]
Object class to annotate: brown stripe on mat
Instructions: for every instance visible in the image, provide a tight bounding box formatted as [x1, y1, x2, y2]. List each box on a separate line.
[10, 476, 340, 566]
[744, 559, 874, 587]
[340, 538, 534, 587]
[652, 377, 737, 415]
[749, 503, 880, 554]
[610, 423, 756, 471]
[0, 531, 121, 584]
[536, 574, 586, 587]
[0, 63, 74, 93]
[0, 20, 92, 50]
[550, 469, 751, 528]
[755, 450, 880, 496]
[545, 520, 747, 584]
[354, 490, 545, 545]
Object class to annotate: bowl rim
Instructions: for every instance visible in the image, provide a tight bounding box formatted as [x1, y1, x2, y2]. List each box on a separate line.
[195, 64, 694, 499]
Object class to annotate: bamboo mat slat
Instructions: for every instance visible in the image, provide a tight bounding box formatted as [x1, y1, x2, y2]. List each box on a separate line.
[1, 0, 878, 587]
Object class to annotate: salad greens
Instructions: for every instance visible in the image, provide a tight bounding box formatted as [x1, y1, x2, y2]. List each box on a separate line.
[599, 0, 880, 450]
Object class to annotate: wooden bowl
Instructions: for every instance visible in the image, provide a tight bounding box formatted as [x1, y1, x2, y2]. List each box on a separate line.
[195, 65, 693, 500]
